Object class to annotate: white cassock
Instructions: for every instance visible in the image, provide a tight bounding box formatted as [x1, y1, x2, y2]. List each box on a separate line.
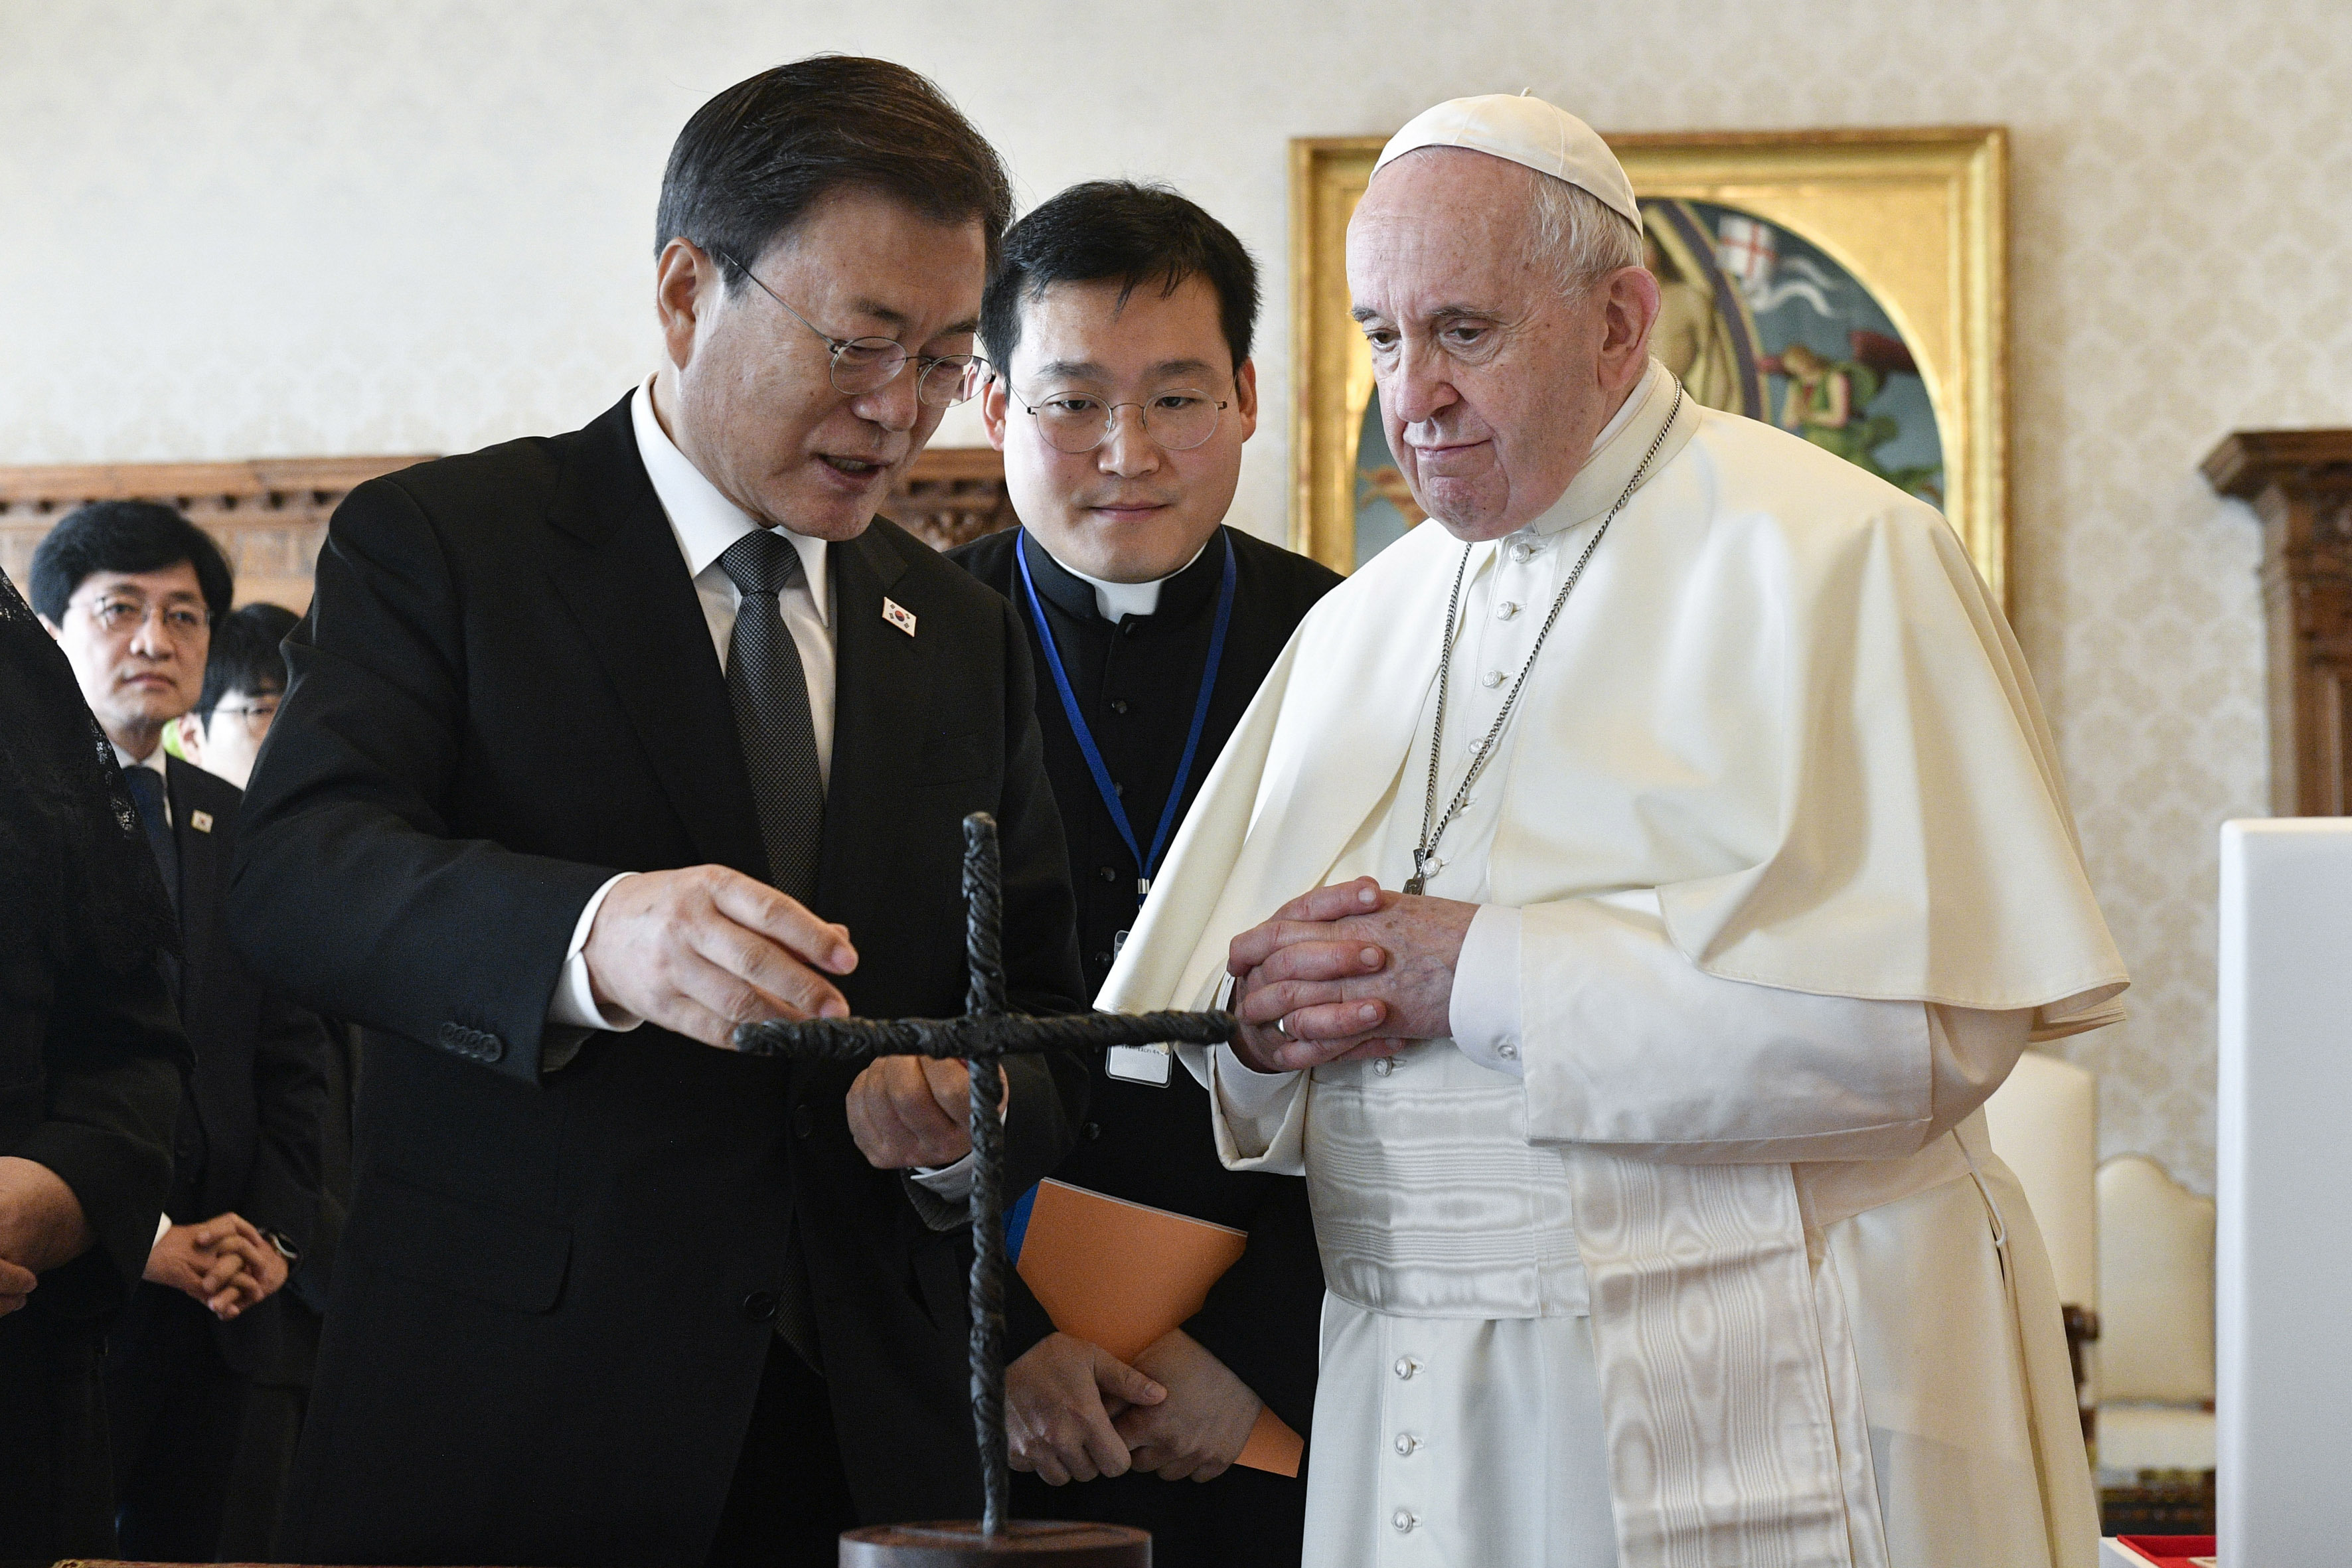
[1099, 361, 2128, 1568]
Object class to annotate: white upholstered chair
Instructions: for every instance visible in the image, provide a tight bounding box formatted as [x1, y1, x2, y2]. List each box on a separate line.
[2094, 1153, 2216, 1474]
[1985, 1050, 2102, 1421]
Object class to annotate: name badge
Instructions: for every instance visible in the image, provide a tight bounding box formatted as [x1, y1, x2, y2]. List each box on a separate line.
[1106, 1044, 1172, 1087]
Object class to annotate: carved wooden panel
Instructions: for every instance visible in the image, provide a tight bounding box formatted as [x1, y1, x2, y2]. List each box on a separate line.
[0, 448, 1013, 614]
[2203, 430, 2352, 817]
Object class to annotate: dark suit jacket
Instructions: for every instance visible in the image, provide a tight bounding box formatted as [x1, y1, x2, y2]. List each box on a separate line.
[0, 769, 186, 1555]
[952, 526, 1337, 1563]
[231, 394, 1090, 1567]
[121, 756, 330, 1379]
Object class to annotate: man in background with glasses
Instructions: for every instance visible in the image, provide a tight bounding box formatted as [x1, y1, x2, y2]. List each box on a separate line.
[175, 602, 297, 792]
[30, 503, 327, 1560]
[951, 181, 1340, 1567]
[232, 57, 1091, 1568]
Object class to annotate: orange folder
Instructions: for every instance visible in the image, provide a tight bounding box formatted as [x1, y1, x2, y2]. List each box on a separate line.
[1014, 1178, 1306, 1478]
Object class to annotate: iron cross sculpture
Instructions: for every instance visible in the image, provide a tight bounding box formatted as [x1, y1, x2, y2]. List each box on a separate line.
[734, 811, 1235, 1536]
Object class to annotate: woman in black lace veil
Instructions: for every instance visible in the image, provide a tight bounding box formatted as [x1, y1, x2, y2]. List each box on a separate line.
[0, 562, 189, 1554]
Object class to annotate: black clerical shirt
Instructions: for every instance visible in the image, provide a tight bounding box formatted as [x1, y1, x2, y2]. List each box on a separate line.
[957, 525, 1342, 996]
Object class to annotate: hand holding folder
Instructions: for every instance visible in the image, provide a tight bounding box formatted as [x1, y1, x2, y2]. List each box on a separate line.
[1012, 1178, 1306, 1478]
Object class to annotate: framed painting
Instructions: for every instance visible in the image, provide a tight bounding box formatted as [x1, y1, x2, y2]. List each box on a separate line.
[1290, 127, 2010, 604]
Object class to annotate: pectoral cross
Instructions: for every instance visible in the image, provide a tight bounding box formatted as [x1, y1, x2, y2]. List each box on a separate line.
[734, 812, 1232, 1563]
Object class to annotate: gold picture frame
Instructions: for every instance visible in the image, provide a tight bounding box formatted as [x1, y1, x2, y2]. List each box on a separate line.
[1291, 127, 2010, 605]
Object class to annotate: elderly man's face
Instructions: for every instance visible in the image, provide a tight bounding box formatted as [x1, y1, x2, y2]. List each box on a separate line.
[653, 187, 988, 541]
[1348, 149, 1657, 540]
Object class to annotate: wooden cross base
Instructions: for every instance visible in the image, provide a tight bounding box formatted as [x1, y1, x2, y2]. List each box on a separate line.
[840, 1519, 1151, 1565]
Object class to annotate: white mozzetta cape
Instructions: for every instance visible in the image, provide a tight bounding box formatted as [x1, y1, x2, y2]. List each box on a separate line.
[1101, 366, 2124, 1567]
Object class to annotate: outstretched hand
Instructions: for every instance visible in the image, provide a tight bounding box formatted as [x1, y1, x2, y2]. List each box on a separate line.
[582, 866, 858, 1050]
[1225, 877, 1478, 1073]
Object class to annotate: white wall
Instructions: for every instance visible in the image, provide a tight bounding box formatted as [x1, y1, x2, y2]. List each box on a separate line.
[8, 0, 2349, 1188]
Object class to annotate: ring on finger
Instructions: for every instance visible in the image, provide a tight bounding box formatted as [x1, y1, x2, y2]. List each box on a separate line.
[1275, 1015, 1294, 1040]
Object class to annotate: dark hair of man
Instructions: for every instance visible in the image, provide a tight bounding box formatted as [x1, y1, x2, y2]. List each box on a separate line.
[194, 601, 299, 723]
[28, 500, 234, 626]
[980, 181, 1261, 378]
[655, 55, 1013, 290]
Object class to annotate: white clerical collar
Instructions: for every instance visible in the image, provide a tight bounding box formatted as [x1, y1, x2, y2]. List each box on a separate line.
[1047, 538, 1212, 622]
[631, 379, 830, 627]
[1589, 358, 1660, 457]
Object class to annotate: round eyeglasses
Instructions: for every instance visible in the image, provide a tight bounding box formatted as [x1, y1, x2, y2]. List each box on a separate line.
[715, 249, 989, 407]
[1015, 388, 1232, 455]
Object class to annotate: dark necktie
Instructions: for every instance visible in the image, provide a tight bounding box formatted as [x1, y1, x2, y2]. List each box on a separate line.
[719, 532, 828, 1371]
[121, 763, 183, 1006]
[121, 763, 179, 913]
[718, 530, 826, 904]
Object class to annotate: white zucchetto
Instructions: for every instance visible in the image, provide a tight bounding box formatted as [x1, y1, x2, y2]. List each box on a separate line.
[1373, 93, 1642, 231]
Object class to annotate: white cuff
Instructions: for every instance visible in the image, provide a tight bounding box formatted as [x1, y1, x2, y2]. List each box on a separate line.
[151, 1212, 171, 1255]
[548, 873, 645, 1032]
[1449, 903, 1526, 1078]
[911, 1150, 978, 1204]
[1212, 1044, 1300, 1116]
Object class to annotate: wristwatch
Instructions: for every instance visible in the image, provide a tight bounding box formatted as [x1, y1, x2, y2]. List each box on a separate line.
[261, 1229, 301, 1267]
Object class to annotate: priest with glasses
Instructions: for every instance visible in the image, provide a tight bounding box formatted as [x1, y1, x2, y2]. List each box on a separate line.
[952, 181, 1338, 1567]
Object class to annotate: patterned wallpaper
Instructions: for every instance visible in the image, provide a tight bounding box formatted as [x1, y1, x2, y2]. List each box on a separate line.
[7, 0, 2348, 1188]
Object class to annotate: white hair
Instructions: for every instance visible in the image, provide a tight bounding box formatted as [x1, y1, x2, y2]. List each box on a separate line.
[1524, 167, 1643, 297]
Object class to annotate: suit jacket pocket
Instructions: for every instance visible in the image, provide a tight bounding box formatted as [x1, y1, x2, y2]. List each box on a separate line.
[361, 1170, 571, 1314]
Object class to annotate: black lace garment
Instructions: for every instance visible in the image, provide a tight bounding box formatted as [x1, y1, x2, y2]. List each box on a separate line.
[0, 564, 177, 977]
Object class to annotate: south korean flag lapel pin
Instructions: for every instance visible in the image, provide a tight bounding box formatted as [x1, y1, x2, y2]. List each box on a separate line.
[882, 597, 917, 637]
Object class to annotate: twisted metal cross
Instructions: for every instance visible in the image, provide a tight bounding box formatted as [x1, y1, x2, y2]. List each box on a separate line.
[734, 811, 1235, 1535]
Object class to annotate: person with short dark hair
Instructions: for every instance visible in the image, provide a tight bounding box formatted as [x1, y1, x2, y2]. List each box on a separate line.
[953, 181, 1339, 1567]
[231, 57, 1089, 1567]
[177, 602, 298, 791]
[29, 503, 329, 1559]
[0, 560, 187, 1558]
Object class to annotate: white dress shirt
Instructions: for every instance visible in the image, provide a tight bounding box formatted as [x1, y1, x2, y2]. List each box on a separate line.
[544, 380, 971, 1195]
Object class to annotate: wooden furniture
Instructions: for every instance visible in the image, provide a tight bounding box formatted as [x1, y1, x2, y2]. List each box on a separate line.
[0, 448, 1014, 613]
[2202, 430, 2352, 815]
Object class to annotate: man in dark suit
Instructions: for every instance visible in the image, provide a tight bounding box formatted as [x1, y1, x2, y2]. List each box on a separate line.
[229, 57, 1089, 1568]
[0, 562, 189, 1558]
[953, 182, 1340, 1568]
[31, 503, 329, 1558]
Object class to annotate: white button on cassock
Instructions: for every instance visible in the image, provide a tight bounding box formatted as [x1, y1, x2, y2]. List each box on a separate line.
[1393, 1509, 1419, 1533]
[1510, 539, 1538, 562]
[1496, 600, 1521, 619]
[1481, 670, 1505, 688]
[1498, 1042, 1519, 1059]
[1395, 1432, 1420, 1456]
[1394, 1355, 1421, 1379]
[1373, 1057, 1396, 1077]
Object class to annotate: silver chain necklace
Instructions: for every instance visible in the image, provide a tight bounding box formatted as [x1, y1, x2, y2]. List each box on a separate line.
[1405, 384, 1684, 897]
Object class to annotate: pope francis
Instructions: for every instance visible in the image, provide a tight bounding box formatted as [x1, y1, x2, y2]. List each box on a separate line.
[1098, 95, 2128, 1568]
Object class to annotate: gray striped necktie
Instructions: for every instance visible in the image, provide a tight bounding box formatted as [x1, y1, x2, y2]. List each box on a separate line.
[718, 529, 825, 904]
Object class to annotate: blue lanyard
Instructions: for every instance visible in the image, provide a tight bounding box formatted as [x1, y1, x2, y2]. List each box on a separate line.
[1017, 528, 1237, 901]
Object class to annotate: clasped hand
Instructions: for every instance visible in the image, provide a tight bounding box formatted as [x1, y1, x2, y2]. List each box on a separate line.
[581, 866, 982, 1169]
[146, 1213, 287, 1320]
[1225, 877, 1478, 1073]
[1005, 1329, 1261, 1484]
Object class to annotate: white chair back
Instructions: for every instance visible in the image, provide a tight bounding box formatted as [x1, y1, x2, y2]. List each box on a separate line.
[1985, 1049, 2100, 1314]
[2096, 1153, 2215, 1405]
